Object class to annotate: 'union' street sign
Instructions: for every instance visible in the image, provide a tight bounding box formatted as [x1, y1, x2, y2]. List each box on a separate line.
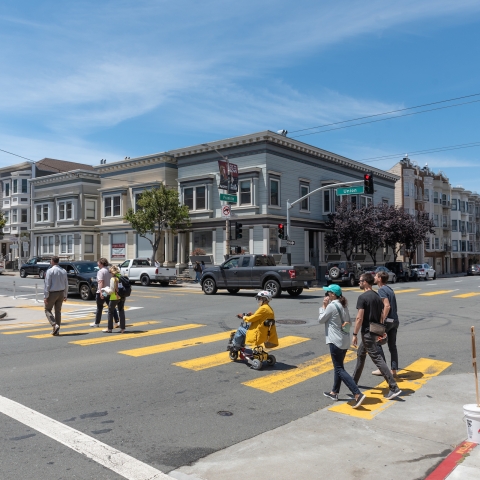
[336, 186, 365, 195]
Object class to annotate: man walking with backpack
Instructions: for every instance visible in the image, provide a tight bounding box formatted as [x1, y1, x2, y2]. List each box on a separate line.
[102, 265, 128, 333]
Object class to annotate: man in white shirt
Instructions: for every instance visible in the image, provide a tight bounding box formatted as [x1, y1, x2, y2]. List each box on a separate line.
[90, 258, 119, 328]
[44, 256, 68, 336]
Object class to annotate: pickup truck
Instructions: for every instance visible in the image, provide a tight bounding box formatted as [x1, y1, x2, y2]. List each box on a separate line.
[119, 258, 177, 286]
[20, 257, 51, 279]
[201, 254, 316, 298]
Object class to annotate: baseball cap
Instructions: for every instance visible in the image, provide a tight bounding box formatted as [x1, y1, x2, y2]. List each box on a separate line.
[323, 284, 342, 297]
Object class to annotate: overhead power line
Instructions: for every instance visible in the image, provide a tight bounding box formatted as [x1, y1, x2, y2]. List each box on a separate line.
[291, 98, 480, 138]
[289, 92, 480, 134]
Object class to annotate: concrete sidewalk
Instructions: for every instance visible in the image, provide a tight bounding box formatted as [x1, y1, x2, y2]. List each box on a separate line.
[170, 373, 475, 480]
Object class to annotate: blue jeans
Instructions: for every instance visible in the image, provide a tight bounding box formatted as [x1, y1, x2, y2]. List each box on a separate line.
[195, 271, 201, 282]
[377, 320, 399, 371]
[232, 324, 249, 348]
[329, 343, 361, 396]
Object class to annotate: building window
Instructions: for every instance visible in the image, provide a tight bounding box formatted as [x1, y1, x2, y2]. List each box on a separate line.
[192, 230, 213, 254]
[183, 186, 207, 211]
[36, 204, 50, 222]
[21, 179, 28, 193]
[3, 211, 9, 224]
[85, 235, 94, 254]
[58, 201, 73, 220]
[425, 189, 430, 201]
[435, 237, 439, 249]
[21, 197, 28, 202]
[12, 179, 18, 194]
[382, 198, 389, 205]
[425, 238, 430, 249]
[111, 233, 126, 259]
[323, 190, 331, 213]
[434, 214, 439, 227]
[269, 178, 280, 206]
[460, 201, 466, 213]
[21, 209, 27, 223]
[86, 200, 96, 219]
[239, 180, 252, 205]
[269, 228, 279, 254]
[41, 235, 54, 254]
[461, 240, 467, 252]
[451, 199, 457, 210]
[300, 184, 309, 211]
[4, 182, 9, 197]
[11, 209, 18, 223]
[104, 195, 121, 217]
[452, 220, 457, 231]
[60, 234, 74, 254]
[452, 240, 458, 251]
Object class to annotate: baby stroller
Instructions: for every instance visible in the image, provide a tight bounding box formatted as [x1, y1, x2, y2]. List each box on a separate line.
[226, 317, 277, 370]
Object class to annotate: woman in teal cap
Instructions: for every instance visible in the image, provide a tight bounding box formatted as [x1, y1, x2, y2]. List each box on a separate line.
[319, 284, 365, 409]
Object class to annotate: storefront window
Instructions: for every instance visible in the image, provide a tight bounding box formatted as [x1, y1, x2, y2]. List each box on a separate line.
[269, 228, 279, 254]
[193, 230, 213, 254]
[111, 233, 126, 259]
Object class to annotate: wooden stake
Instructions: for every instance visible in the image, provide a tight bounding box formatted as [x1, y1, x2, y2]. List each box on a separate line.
[471, 326, 480, 407]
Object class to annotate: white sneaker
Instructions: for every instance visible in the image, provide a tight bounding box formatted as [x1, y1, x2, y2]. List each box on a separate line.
[89, 322, 100, 327]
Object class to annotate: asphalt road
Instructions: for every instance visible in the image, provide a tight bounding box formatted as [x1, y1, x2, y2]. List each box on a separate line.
[0, 274, 479, 479]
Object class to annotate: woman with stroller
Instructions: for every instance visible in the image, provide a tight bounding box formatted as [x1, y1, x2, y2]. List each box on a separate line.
[319, 284, 365, 409]
[231, 290, 278, 350]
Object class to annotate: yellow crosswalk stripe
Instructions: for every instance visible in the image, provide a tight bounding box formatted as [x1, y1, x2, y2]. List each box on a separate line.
[4, 320, 159, 335]
[329, 358, 451, 419]
[28, 321, 162, 339]
[173, 336, 310, 371]
[119, 331, 233, 357]
[453, 292, 480, 298]
[67, 323, 205, 345]
[393, 289, 421, 294]
[419, 290, 455, 296]
[243, 350, 357, 393]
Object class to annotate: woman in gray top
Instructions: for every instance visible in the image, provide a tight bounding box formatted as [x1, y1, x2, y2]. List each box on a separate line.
[319, 284, 365, 409]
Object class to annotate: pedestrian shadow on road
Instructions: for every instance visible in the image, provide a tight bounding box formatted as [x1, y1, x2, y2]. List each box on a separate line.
[57, 332, 89, 336]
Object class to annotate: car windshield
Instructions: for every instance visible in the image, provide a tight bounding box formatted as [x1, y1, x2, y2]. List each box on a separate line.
[411, 264, 422, 269]
[75, 263, 99, 274]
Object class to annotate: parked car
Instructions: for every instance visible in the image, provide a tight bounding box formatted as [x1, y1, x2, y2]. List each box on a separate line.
[410, 263, 436, 281]
[325, 261, 362, 287]
[385, 261, 418, 282]
[20, 256, 51, 279]
[201, 254, 316, 297]
[47, 261, 99, 300]
[467, 264, 480, 276]
[362, 265, 397, 283]
[119, 258, 177, 286]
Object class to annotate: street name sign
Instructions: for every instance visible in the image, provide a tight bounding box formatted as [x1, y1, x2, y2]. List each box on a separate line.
[336, 186, 365, 195]
[220, 193, 237, 203]
[286, 240, 295, 245]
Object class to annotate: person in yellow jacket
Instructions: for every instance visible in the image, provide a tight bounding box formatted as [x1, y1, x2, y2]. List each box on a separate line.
[231, 290, 279, 350]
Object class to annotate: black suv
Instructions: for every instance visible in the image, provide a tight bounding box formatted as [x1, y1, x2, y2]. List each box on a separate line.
[385, 262, 418, 282]
[46, 261, 99, 300]
[325, 262, 362, 287]
[20, 257, 52, 279]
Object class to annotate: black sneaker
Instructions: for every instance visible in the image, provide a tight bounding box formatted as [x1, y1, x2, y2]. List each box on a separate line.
[352, 393, 366, 409]
[323, 391, 338, 401]
[384, 388, 402, 400]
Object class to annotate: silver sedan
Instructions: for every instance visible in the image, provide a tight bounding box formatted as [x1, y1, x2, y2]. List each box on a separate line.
[363, 266, 397, 283]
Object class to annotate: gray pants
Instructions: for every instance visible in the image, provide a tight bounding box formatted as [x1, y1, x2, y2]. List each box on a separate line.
[45, 290, 65, 327]
[352, 330, 399, 391]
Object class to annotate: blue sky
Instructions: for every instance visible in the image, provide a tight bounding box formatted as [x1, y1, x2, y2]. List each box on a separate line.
[1, 1, 480, 191]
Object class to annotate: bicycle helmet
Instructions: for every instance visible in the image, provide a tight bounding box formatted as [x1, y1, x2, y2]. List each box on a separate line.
[255, 290, 272, 302]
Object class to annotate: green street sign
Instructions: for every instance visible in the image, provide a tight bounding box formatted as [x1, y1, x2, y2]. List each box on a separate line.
[220, 193, 237, 202]
[336, 186, 365, 195]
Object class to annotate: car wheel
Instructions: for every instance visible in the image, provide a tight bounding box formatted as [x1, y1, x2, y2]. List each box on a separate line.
[227, 288, 240, 294]
[39, 270, 45, 279]
[329, 267, 341, 280]
[392, 275, 396, 284]
[424, 274, 429, 281]
[80, 284, 93, 301]
[202, 277, 217, 295]
[286, 287, 303, 297]
[404, 274, 409, 282]
[348, 276, 355, 287]
[264, 279, 281, 298]
[433, 272, 437, 280]
[20, 268, 27, 278]
[141, 275, 150, 286]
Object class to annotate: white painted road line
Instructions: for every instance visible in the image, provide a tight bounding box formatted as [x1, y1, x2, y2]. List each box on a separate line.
[0, 395, 172, 480]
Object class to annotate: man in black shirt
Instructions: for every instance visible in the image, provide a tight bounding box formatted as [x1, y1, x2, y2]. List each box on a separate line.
[352, 273, 402, 399]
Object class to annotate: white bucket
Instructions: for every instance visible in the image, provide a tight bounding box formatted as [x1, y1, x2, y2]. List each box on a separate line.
[463, 404, 480, 443]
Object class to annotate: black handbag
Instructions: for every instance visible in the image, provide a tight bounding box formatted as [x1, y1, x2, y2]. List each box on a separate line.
[369, 322, 386, 336]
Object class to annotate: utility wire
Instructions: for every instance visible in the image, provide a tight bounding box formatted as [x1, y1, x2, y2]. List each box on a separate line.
[291, 99, 480, 138]
[358, 141, 480, 163]
[289, 92, 480, 134]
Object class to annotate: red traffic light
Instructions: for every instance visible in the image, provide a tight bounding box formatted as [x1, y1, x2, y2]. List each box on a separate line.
[278, 223, 284, 228]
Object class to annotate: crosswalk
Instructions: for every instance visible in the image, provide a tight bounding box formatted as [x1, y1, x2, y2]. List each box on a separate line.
[2, 313, 452, 420]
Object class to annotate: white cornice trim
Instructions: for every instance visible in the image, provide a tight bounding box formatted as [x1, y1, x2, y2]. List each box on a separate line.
[30, 170, 100, 185]
[94, 154, 176, 172]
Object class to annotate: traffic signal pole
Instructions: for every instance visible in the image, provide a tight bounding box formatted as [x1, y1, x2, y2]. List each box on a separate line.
[286, 179, 364, 265]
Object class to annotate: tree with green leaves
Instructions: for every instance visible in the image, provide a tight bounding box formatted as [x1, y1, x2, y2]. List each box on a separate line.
[124, 185, 191, 265]
[403, 211, 435, 264]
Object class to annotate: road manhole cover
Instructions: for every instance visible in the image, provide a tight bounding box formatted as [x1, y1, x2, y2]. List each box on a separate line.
[276, 320, 307, 325]
[217, 411, 233, 416]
